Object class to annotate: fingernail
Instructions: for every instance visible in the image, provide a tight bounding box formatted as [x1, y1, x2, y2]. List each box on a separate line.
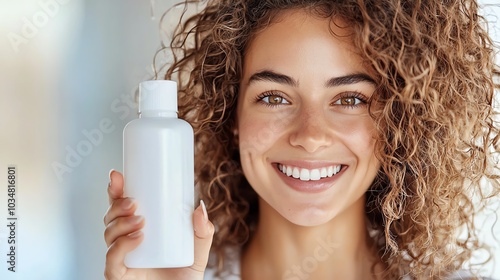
[200, 199, 208, 223]
[128, 231, 142, 239]
[109, 169, 115, 181]
[129, 215, 143, 224]
[122, 198, 134, 210]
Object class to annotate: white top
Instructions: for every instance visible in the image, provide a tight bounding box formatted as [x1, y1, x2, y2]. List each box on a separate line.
[203, 248, 489, 280]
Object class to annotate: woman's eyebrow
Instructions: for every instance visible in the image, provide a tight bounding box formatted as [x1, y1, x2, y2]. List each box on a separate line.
[247, 70, 375, 87]
[248, 70, 298, 87]
[325, 73, 376, 87]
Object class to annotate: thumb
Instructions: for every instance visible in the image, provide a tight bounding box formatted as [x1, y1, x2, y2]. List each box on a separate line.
[191, 200, 215, 273]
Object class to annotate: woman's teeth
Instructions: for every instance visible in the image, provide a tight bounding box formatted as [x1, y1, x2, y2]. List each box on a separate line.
[278, 164, 341, 181]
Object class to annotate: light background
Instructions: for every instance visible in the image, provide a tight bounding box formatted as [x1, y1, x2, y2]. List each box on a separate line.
[0, 0, 498, 279]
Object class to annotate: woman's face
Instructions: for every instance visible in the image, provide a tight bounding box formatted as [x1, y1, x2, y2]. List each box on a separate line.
[237, 10, 380, 226]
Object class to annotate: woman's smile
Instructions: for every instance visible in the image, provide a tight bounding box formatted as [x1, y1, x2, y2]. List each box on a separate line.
[273, 160, 348, 193]
[278, 163, 342, 180]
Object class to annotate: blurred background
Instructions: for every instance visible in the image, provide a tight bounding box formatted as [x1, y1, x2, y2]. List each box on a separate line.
[0, 0, 498, 279]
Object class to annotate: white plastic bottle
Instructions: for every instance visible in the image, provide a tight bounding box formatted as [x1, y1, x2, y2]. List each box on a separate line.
[123, 80, 194, 268]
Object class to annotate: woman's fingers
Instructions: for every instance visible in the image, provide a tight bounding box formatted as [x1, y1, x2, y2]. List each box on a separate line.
[105, 232, 144, 279]
[104, 170, 137, 227]
[191, 200, 215, 273]
[108, 170, 124, 205]
[104, 215, 145, 247]
[105, 169, 215, 278]
[103, 197, 137, 226]
[104, 170, 146, 279]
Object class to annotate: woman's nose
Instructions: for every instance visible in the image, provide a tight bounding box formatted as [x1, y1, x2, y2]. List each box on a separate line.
[288, 108, 333, 153]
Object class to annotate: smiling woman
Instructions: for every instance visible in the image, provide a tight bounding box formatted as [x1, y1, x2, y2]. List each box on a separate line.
[102, 0, 500, 279]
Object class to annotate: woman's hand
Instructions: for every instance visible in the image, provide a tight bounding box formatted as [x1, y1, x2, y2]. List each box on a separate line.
[103, 170, 215, 280]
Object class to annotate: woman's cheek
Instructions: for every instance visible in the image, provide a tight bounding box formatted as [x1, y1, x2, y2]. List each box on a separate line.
[330, 115, 377, 153]
[238, 116, 290, 154]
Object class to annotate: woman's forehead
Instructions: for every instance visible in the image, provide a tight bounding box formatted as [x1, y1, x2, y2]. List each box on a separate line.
[242, 9, 377, 85]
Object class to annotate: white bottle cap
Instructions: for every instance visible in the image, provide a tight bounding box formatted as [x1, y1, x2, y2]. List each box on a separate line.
[139, 80, 177, 113]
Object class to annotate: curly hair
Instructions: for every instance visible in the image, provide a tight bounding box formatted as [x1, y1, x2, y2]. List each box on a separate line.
[156, 0, 500, 278]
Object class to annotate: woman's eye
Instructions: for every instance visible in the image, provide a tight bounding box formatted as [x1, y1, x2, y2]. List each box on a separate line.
[257, 92, 290, 106]
[332, 94, 367, 107]
[338, 97, 361, 105]
[264, 95, 286, 104]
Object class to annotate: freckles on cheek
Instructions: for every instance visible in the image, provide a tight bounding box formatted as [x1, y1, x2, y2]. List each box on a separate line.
[237, 120, 276, 185]
[238, 118, 285, 153]
[335, 117, 377, 154]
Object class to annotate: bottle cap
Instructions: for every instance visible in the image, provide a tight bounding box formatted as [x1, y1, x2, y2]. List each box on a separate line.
[139, 80, 177, 113]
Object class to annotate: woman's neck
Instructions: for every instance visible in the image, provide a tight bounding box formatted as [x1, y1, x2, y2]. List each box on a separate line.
[241, 196, 383, 280]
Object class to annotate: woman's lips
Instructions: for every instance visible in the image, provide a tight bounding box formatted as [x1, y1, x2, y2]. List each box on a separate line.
[277, 163, 342, 181]
[273, 163, 347, 193]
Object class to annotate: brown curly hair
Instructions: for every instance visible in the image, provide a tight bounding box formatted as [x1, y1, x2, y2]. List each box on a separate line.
[156, 0, 500, 278]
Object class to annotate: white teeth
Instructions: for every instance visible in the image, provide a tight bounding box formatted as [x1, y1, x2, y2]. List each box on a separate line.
[327, 166, 334, 177]
[278, 164, 342, 181]
[320, 168, 327, 178]
[310, 169, 321, 181]
[300, 169, 310, 181]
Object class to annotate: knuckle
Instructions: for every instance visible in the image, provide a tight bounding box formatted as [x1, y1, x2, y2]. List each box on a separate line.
[103, 227, 112, 246]
[105, 242, 117, 261]
[103, 213, 109, 226]
[103, 219, 120, 246]
[103, 203, 115, 225]
[107, 184, 113, 197]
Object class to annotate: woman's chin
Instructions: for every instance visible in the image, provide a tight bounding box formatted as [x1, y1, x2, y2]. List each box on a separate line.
[280, 207, 334, 227]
